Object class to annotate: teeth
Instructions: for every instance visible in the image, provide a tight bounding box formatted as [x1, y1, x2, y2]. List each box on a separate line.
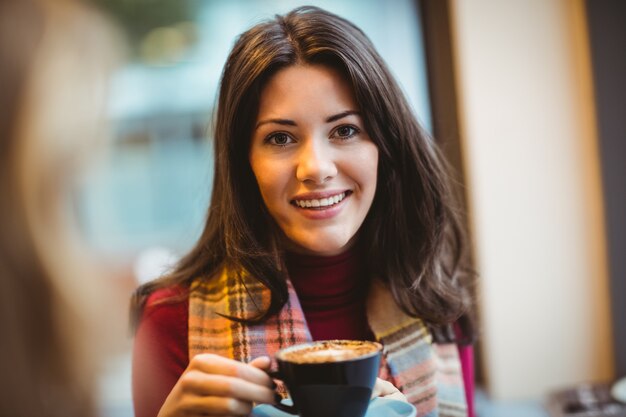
[295, 192, 346, 208]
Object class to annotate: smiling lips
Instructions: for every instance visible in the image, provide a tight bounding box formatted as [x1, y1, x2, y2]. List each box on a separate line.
[292, 191, 351, 210]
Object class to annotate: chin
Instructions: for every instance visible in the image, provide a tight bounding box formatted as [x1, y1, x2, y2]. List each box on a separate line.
[291, 235, 352, 256]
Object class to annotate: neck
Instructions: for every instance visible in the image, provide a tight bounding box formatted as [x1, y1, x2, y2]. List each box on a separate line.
[285, 244, 373, 341]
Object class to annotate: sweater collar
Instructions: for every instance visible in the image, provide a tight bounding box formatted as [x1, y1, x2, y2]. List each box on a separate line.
[284, 245, 366, 308]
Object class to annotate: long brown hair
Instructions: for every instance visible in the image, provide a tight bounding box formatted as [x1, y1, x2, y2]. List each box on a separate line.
[131, 6, 474, 342]
[0, 1, 120, 415]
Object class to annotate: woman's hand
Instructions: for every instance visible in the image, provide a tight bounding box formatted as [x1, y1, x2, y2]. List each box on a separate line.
[157, 354, 277, 417]
[371, 378, 408, 402]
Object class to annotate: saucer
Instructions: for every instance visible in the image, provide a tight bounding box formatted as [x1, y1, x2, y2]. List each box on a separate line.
[251, 397, 417, 417]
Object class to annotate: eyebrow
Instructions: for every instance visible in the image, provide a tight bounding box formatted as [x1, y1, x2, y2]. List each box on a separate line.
[255, 110, 361, 130]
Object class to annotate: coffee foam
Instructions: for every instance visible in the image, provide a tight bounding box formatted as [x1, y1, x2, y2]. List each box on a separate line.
[278, 340, 380, 364]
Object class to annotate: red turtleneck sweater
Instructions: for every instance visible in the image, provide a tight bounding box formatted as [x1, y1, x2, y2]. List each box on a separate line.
[284, 248, 374, 341]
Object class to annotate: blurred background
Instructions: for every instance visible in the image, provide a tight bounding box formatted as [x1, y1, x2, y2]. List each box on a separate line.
[75, 0, 624, 416]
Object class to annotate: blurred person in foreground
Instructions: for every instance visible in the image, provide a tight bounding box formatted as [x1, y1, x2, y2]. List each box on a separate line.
[0, 0, 122, 416]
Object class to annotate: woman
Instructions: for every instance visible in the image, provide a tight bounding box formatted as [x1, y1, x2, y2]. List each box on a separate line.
[0, 0, 121, 416]
[132, 6, 475, 417]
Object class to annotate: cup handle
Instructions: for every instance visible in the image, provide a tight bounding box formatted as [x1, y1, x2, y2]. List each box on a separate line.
[266, 371, 298, 415]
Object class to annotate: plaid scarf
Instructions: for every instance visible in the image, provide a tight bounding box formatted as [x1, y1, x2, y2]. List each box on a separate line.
[189, 269, 467, 417]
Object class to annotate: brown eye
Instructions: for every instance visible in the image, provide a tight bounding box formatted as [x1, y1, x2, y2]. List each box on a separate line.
[333, 125, 359, 140]
[266, 132, 294, 146]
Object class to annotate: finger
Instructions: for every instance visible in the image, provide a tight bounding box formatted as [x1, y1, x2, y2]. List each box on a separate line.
[249, 356, 271, 371]
[249, 356, 276, 391]
[190, 354, 274, 387]
[181, 371, 275, 404]
[371, 378, 401, 398]
[383, 391, 408, 402]
[371, 378, 384, 399]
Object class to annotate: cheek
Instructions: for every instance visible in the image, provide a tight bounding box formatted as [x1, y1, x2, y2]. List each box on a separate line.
[250, 162, 284, 208]
[250, 154, 270, 194]
[356, 146, 379, 193]
[256, 176, 277, 203]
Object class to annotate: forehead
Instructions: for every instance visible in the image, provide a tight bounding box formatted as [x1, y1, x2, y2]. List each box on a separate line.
[256, 63, 358, 117]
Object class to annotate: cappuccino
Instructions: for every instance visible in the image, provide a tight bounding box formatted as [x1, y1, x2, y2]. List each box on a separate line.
[277, 340, 381, 364]
[272, 340, 382, 417]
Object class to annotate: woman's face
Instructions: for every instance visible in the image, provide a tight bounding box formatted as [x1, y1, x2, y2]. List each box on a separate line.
[249, 64, 378, 256]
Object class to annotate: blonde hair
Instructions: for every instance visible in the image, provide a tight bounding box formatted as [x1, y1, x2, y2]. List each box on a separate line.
[0, 0, 122, 415]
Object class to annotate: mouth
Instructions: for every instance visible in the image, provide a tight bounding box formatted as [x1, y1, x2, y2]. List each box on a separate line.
[290, 191, 352, 210]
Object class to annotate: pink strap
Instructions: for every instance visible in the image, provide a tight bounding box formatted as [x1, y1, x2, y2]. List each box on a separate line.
[458, 344, 475, 417]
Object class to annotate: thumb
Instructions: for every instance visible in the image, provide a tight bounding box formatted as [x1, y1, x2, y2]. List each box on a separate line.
[250, 355, 272, 371]
[371, 378, 383, 399]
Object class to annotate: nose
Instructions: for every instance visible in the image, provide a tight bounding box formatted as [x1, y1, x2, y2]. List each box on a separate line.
[295, 138, 337, 184]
